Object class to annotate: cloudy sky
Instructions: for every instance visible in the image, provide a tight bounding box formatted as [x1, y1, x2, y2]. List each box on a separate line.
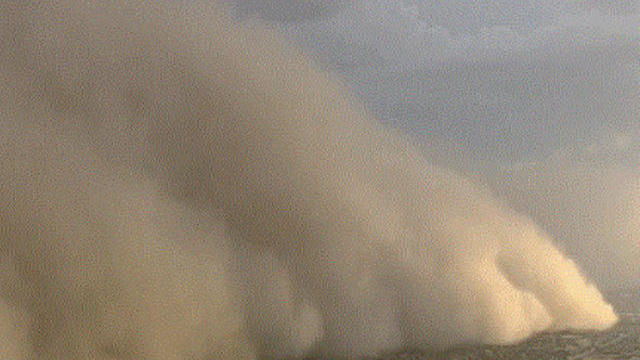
[230, 0, 639, 289]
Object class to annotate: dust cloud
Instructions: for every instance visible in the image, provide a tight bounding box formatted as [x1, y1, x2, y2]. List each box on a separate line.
[0, 1, 617, 359]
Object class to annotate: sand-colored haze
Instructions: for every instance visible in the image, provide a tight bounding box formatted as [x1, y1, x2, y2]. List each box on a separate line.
[0, 1, 617, 359]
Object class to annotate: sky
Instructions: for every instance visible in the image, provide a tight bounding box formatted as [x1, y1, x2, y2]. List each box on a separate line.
[230, 0, 639, 289]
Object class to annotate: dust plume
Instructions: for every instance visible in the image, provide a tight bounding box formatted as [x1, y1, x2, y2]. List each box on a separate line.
[489, 140, 640, 290]
[0, 1, 617, 359]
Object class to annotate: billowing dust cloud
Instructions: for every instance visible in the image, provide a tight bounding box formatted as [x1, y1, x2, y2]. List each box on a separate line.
[490, 150, 640, 290]
[0, 1, 617, 359]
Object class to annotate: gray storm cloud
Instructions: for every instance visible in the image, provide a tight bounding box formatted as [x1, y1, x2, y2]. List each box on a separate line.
[0, 1, 619, 359]
[269, 0, 639, 160]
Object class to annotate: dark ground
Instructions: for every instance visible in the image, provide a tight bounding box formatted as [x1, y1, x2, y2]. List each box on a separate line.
[378, 313, 639, 359]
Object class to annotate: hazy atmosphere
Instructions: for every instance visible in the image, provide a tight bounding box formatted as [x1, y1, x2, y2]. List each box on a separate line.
[0, 1, 637, 359]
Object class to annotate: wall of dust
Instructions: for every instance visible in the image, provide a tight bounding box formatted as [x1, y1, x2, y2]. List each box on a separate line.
[0, 1, 618, 359]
